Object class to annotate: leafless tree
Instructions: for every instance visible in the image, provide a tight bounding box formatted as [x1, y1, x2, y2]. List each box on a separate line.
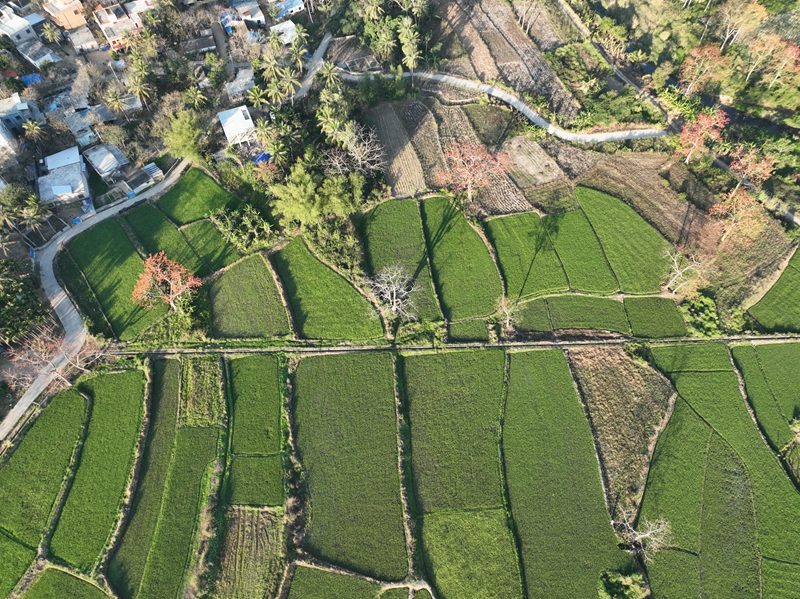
[515, 2, 542, 35]
[322, 146, 354, 176]
[4, 371, 33, 396]
[498, 296, 518, 331]
[664, 247, 708, 295]
[369, 265, 419, 322]
[617, 511, 672, 564]
[340, 122, 386, 175]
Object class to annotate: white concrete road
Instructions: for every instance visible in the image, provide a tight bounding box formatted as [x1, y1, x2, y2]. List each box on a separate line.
[0, 160, 189, 442]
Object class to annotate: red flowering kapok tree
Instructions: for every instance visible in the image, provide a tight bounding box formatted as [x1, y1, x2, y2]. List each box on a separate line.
[679, 45, 726, 97]
[709, 188, 765, 244]
[678, 109, 729, 164]
[133, 251, 201, 312]
[729, 146, 777, 193]
[435, 140, 510, 204]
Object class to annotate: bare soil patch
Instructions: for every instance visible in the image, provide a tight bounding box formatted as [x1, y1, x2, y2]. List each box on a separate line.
[511, 0, 565, 50]
[370, 103, 427, 198]
[395, 101, 447, 190]
[502, 136, 565, 188]
[420, 58, 483, 103]
[539, 138, 599, 179]
[566, 346, 675, 521]
[439, 0, 501, 81]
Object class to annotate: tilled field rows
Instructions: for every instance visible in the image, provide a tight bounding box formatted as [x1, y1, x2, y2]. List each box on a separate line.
[370, 104, 427, 199]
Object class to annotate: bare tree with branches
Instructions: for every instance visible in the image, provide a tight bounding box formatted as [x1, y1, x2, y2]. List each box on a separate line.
[369, 265, 419, 322]
[616, 510, 672, 564]
[339, 122, 386, 175]
[664, 247, 708, 295]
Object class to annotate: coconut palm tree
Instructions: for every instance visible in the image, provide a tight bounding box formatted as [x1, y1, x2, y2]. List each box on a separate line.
[22, 120, 44, 153]
[397, 15, 415, 45]
[104, 88, 129, 122]
[184, 87, 207, 110]
[258, 53, 280, 82]
[316, 61, 339, 88]
[402, 44, 420, 83]
[373, 22, 396, 62]
[224, 143, 243, 166]
[280, 67, 301, 106]
[363, 0, 385, 22]
[137, 29, 158, 57]
[128, 76, 154, 110]
[293, 23, 309, 47]
[41, 22, 61, 44]
[267, 29, 284, 54]
[266, 79, 284, 104]
[0, 233, 13, 256]
[289, 42, 306, 71]
[247, 85, 269, 108]
[266, 137, 288, 166]
[254, 118, 274, 145]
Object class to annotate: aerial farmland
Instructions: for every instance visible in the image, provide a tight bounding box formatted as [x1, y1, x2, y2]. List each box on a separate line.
[0, 0, 798, 597]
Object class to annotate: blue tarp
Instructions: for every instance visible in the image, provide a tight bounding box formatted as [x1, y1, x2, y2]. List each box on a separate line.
[275, 0, 303, 20]
[253, 152, 271, 164]
[21, 73, 43, 86]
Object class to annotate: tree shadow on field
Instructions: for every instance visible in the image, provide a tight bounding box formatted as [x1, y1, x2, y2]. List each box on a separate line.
[516, 216, 559, 300]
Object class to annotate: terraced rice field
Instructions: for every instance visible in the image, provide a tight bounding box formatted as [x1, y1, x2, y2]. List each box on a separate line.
[0, 533, 35, 597]
[749, 248, 800, 332]
[395, 101, 447, 190]
[293, 354, 408, 581]
[180, 356, 224, 427]
[157, 167, 237, 226]
[421, 197, 502, 320]
[504, 350, 631, 597]
[180, 219, 240, 272]
[229, 355, 283, 456]
[272, 238, 383, 340]
[624, 296, 687, 338]
[287, 566, 380, 599]
[108, 360, 181, 599]
[209, 254, 292, 339]
[66, 219, 167, 340]
[50, 371, 145, 571]
[546, 295, 630, 334]
[24, 569, 110, 599]
[227, 455, 284, 506]
[0, 390, 86, 547]
[361, 200, 442, 322]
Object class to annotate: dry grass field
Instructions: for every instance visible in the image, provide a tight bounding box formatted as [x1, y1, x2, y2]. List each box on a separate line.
[502, 136, 565, 188]
[395, 101, 447, 190]
[370, 103, 427, 198]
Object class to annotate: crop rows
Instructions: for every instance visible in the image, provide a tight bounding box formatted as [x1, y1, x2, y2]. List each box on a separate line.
[293, 353, 408, 581]
[504, 350, 631, 597]
[272, 237, 383, 340]
[209, 254, 292, 339]
[51, 371, 145, 571]
[137, 426, 218, 599]
[0, 389, 85, 547]
[396, 101, 447, 190]
[157, 167, 236, 226]
[749, 249, 800, 332]
[421, 197, 502, 320]
[180, 356, 224, 427]
[109, 359, 181, 599]
[67, 218, 167, 341]
[361, 200, 442, 322]
[287, 566, 380, 599]
[371, 103, 426, 198]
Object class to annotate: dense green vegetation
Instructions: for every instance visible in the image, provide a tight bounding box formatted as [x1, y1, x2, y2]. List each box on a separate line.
[731, 345, 793, 451]
[421, 509, 523, 599]
[483, 213, 568, 299]
[624, 297, 687, 338]
[272, 237, 383, 340]
[56, 251, 114, 338]
[108, 360, 180, 599]
[403, 350, 506, 513]
[504, 350, 631, 598]
[748, 250, 800, 332]
[543, 210, 617, 294]
[447, 319, 489, 342]
[420, 197, 502, 320]
[138, 427, 218, 599]
[762, 559, 800, 599]
[157, 168, 237, 226]
[124, 204, 207, 275]
[0, 533, 36, 597]
[181, 220, 240, 272]
[646, 550, 701, 599]
[287, 566, 380, 599]
[209, 255, 292, 339]
[229, 355, 283, 455]
[649, 343, 732, 372]
[67, 219, 167, 340]
[293, 354, 407, 581]
[24, 569, 109, 599]
[180, 356, 224, 427]
[362, 200, 442, 321]
[227, 455, 284, 506]
[576, 188, 669, 293]
[546, 295, 630, 334]
[51, 371, 145, 571]
[0, 390, 85, 547]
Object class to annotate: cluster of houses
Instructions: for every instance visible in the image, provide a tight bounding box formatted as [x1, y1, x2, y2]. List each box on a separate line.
[0, 0, 309, 217]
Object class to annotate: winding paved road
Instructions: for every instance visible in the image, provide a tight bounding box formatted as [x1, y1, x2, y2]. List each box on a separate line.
[0, 160, 189, 441]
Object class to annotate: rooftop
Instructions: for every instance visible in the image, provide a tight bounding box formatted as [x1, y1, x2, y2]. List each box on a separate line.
[218, 105, 255, 145]
[38, 162, 87, 202]
[83, 143, 129, 178]
[17, 38, 62, 65]
[269, 20, 296, 45]
[225, 68, 255, 98]
[45, 145, 81, 170]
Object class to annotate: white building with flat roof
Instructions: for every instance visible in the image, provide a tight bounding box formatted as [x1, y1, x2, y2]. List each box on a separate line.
[39, 146, 90, 203]
[0, 4, 36, 44]
[225, 68, 255, 101]
[218, 105, 255, 145]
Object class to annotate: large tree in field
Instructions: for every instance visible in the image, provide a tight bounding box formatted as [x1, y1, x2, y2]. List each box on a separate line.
[728, 146, 776, 192]
[132, 252, 201, 311]
[435, 139, 510, 204]
[163, 110, 204, 165]
[677, 109, 729, 164]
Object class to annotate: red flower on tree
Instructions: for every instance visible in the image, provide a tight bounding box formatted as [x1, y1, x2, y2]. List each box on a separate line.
[132, 251, 201, 311]
[435, 140, 510, 204]
[677, 109, 729, 165]
[728, 146, 776, 193]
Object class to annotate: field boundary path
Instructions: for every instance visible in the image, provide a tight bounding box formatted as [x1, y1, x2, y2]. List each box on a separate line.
[0, 159, 190, 442]
[296, 31, 333, 98]
[338, 70, 669, 142]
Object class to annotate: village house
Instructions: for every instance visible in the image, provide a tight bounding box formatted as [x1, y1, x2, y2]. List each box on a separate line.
[92, 1, 137, 50]
[37, 145, 90, 204]
[42, 0, 85, 31]
[0, 4, 36, 44]
[16, 38, 61, 68]
[67, 26, 99, 53]
[218, 105, 255, 146]
[0, 92, 42, 135]
[225, 68, 255, 102]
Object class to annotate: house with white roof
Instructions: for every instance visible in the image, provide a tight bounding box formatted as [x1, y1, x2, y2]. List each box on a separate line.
[122, 0, 155, 27]
[225, 68, 255, 102]
[269, 20, 296, 45]
[92, 1, 137, 50]
[0, 92, 40, 134]
[83, 143, 129, 180]
[0, 120, 16, 156]
[17, 38, 61, 67]
[218, 105, 255, 145]
[38, 146, 90, 204]
[0, 4, 36, 44]
[68, 26, 99, 53]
